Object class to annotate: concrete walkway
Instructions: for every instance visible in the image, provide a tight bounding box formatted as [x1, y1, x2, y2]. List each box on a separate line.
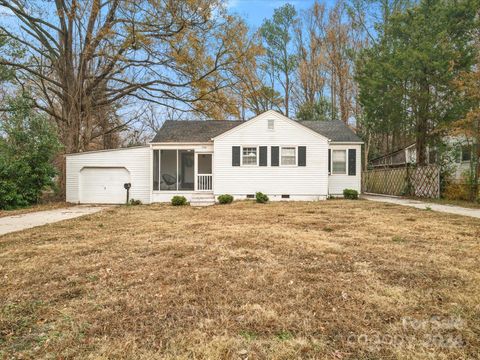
[0, 206, 108, 236]
[363, 194, 480, 219]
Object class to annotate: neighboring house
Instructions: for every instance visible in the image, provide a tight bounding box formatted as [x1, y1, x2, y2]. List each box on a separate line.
[66, 110, 363, 205]
[369, 143, 417, 168]
[369, 138, 477, 181]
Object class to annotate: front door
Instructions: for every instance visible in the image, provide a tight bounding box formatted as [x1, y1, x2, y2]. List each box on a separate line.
[196, 153, 213, 191]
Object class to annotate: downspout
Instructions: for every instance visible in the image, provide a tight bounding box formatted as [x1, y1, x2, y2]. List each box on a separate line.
[327, 139, 331, 199]
[149, 142, 153, 204]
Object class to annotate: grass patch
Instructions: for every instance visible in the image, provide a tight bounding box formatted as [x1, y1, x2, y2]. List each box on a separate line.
[275, 331, 293, 341]
[239, 330, 258, 341]
[392, 235, 407, 243]
[0, 201, 479, 359]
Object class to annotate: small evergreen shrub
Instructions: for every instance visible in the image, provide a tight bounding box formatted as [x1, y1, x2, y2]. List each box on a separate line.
[171, 195, 188, 206]
[255, 192, 269, 203]
[343, 189, 359, 200]
[218, 194, 233, 204]
[129, 199, 142, 205]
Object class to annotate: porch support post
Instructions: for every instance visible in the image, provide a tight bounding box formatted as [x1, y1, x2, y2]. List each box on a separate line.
[194, 151, 198, 192]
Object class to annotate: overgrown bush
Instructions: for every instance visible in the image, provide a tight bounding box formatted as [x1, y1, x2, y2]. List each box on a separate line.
[129, 199, 142, 205]
[343, 189, 359, 200]
[0, 95, 61, 210]
[171, 195, 188, 206]
[443, 182, 470, 201]
[255, 192, 269, 203]
[218, 194, 233, 204]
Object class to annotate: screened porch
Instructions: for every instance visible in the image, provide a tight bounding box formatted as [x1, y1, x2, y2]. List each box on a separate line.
[152, 149, 212, 192]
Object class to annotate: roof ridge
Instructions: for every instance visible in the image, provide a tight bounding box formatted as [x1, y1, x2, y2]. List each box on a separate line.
[163, 119, 244, 122]
[152, 117, 363, 143]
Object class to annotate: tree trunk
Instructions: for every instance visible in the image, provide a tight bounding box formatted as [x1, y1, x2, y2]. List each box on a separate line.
[416, 78, 429, 165]
[416, 118, 428, 165]
[285, 75, 289, 117]
[474, 119, 480, 201]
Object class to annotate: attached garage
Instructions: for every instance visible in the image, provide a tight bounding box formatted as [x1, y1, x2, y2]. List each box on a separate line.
[80, 167, 130, 204]
[66, 146, 151, 204]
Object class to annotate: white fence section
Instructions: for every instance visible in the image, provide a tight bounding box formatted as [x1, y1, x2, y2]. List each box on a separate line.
[197, 174, 213, 191]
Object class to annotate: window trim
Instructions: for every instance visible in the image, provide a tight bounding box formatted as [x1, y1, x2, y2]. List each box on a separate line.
[331, 149, 347, 175]
[241, 146, 259, 166]
[280, 146, 297, 167]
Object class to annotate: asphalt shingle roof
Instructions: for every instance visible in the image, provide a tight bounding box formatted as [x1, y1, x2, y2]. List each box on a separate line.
[151, 119, 363, 143]
[298, 121, 363, 143]
[151, 120, 244, 143]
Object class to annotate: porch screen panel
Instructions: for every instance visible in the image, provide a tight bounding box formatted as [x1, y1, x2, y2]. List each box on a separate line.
[153, 150, 159, 190]
[160, 150, 177, 190]
[178, 150, 194, 190]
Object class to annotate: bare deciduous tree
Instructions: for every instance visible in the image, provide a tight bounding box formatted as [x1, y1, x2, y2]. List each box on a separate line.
[0, 0, 256, 192]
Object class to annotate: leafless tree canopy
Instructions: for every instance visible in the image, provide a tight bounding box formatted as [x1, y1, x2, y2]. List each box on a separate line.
[0, 0, 255, 152]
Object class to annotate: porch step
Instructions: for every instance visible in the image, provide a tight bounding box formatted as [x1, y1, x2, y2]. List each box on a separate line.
[190, 193, 215, 207]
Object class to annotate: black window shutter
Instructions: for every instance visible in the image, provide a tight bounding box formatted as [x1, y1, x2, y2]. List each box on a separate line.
[348, 149, 356, 175]
[328, 149, 331, 174]
[271, 146, 279, 166]
[232, 146, 240, 166]
[298, 146, 306, 166]
[259, 146, 267, 166]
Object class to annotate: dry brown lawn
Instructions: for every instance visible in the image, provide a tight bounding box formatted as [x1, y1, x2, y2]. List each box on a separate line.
[1, 200, 479, 359]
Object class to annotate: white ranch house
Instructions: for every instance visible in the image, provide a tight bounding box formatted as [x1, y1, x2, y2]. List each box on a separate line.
[66, 110, 363, 205]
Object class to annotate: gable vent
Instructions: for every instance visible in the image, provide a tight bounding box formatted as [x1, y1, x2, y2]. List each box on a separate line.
[268, 119, 275, 130]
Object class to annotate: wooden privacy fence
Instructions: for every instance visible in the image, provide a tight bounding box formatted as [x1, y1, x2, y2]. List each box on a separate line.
[362, 164, 440, 198]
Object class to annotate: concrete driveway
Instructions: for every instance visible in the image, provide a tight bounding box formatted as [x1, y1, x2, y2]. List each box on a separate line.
[0, 206, 109, 236]
[363, 194, 480, 219]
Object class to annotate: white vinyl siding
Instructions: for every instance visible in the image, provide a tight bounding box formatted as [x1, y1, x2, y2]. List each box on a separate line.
[66, 147, 151, 204]
[328, 144, 362, 196]
[213, 112, 329, 199]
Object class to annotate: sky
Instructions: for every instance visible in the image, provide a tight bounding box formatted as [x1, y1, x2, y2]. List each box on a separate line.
[226, 0, 323, 27]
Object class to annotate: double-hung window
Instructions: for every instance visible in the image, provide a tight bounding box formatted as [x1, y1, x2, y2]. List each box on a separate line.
[242, 147, 257, 165]
[281, 147, 296, 166]
[332, 150, 346, 174]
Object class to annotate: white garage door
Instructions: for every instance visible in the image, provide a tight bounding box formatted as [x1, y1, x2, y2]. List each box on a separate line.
[80, 167, 130, 204]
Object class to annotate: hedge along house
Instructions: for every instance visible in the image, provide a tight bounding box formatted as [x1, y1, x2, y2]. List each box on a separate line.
[66, 110, 363, 205]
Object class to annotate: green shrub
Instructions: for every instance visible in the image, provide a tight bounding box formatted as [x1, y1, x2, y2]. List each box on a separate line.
[218, 194, 233, 204]
[129, 199, 142, 205]
[255, 192, 269, 203]
[171, 195, 188, 206]
[343, 189, 359, 200]
[0, 95, 61, 210]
